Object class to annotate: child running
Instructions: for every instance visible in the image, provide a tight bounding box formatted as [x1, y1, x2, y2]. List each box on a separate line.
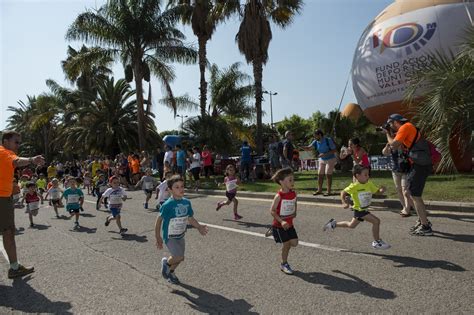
[12, 178, 21, 206]
[95, 173, 108, 210]
[101, 176, 128, 235]
[216, 164, 242, 220]
[155, 171, 172, 210]
[62, 177, 84, 229]
[155, 175, 208, 284]
[268, 168, 299, 275]
[24, 182, 43, 227]
[83, 171, 92, 195]
[323, 165, 390, 249]
[44, 178, 63, 218]
[36, 174, 47, 200]
[135, 168, 158, 209]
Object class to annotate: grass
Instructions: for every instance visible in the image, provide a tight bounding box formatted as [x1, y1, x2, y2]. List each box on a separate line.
[198, 170, 474, 203]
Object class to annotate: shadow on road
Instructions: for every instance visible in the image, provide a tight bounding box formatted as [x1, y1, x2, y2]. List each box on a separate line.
[110, 233, 148, 243]
[355, 253, 466, 272]
[72, 226, 97, 234]
[433, 231, 474, 244]
[172, 283, 257, 314]
[15, 227, 25, 236]
[0, 276, 72, 314]
[294, 270, 396, 299]
[222, 219, 271, 229]
[80, 213, 96, 218]
[427, 213, 474, 224]
[29, 224, 50, 230]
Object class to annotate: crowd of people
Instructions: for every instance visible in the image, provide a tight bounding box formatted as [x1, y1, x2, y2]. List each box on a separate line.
[1, 112, 437, 282]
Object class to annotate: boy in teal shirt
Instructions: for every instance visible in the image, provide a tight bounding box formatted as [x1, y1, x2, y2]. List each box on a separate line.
[62, 177, 84, 229]
[323, 165, 390, 250]
[155, 175, 207, 284]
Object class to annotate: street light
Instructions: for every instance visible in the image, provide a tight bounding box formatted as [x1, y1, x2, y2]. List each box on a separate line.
[263, 90, 278, 128]
[176, 114, 188, 130]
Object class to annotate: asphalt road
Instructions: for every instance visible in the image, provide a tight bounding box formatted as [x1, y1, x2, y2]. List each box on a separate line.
[1, 190, 473, 314]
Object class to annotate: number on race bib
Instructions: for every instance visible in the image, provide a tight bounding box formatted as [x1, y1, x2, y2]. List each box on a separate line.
[144, 182, 153, 189]
[225, 180, 238, 192]
[67, 194, 80, 204]
[280, 198, 296, 217]
[358, 192, 372, 209]
[50, 191, 60, 200]
[28, 201, 40, 211]
[109, 195, 123, 205]
[168, 216, 188, 237]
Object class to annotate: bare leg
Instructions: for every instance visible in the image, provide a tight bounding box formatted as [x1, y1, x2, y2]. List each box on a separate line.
[412, 196, 429, 225]
[336, 218, 360, 229]
[281, 241, 291, 263]
[363, 214, 381, 241]
[232, 199, 239, 215]
[326, 174, 333, 194]
[2, 228, 17, 264]
[317, 174, 324, 193]
[168, 256, 184, 271]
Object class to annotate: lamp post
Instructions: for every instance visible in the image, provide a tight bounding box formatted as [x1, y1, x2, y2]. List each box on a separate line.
[263, 90, 277, 129]
[176, 114, 188, 130]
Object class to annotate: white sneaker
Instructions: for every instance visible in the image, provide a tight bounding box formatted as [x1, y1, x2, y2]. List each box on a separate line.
[372, 240, 391, 250]
[323, 219, 336, 231]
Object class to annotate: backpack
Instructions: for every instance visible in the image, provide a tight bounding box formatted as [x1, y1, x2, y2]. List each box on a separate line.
[408, 129, 441, 167]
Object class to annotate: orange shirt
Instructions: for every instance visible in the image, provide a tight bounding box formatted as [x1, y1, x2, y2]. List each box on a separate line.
[0, 145, 18, 197]
[131, 159, 140, 174]
[394, 122, 419, 148]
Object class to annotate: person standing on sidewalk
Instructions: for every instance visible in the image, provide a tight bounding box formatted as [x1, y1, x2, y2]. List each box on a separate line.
[385, 114, 433, 236]
[0, 130, 45, 279]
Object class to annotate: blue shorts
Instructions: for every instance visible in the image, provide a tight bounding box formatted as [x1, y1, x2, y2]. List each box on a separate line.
[110, 207, 121, 217]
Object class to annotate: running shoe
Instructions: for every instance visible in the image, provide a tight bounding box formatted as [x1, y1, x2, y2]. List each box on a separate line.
[74, 222, 80, 230]
[144, 202, 148, 209]
[29, 223, 35, 228]
[264, 228, 273, 237]
[323, 219, 336, 231]
[105, 217, 110, 226]
[372, 240, 391, 249]
[216, 202, 223, 211]
[167, 272, 180, 284]
[161, 257, 170, 279]
[119, 228, 128, 235]
[80, 207, 84, 212]
[234, 214, 243, 220]
[410, 225, 433, 236]
[409, 219, 432, 232]
[280, 263, 294, 275]
[8, 264, 35, 279]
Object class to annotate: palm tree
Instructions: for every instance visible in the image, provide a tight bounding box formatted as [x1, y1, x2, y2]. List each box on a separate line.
[236, 0, 303, 154]
[168, 0, 240, 117]
[66, 0, 197, 150]
[406, 28, 474, 173]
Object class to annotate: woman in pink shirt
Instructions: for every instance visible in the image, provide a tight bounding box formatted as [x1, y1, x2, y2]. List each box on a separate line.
[201, 145, 213, 178]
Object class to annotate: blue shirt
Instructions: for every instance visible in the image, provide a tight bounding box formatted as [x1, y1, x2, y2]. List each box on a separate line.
[159, 197, 194, 243]
[63, 188, 83, 210]
[176, 150, 186, 167]
[310, 137, 336, 161]
[241, 145, 251, 162]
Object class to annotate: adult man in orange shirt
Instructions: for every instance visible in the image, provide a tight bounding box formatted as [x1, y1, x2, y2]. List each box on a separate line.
[1, 130, 45, 278]
[385, 114, 433, 236]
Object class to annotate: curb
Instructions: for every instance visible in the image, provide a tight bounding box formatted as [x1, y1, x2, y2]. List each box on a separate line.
[187, 189, 474, 213]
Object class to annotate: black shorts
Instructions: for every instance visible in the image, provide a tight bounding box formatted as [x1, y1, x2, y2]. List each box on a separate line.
[0, 197, 15, 232]
[272, 226, 298, 243]
[204, 165, 213, 177]
[68, 208, 80, 214]
[51, 199, 61, 206]
[353, 210, 370, 222]
[191, 167, 201, 180]
[144, 189, 153, 195]
[226, 191, 237, 201]
[407, 164, 431, 197]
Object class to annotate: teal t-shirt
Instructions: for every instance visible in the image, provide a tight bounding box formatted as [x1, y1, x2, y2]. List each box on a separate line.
[63, 187, 84, 210]
[159, 197, 194, 243]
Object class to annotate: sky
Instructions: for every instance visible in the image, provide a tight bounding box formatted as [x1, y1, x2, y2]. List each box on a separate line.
[1, 0, 393, 132]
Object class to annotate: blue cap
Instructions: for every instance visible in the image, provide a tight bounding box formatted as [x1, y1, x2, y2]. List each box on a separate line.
[387, 113, 408, 123]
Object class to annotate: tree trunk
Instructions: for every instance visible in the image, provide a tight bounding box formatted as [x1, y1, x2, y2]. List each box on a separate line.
[253, 58, 264, 155]
[198, 36, 208, 117]
[134, 63, 146, 151]
[43, 125, 49, 163]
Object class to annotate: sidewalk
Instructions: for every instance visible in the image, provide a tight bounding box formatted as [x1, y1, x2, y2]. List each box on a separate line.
[187, 189, 474, 213]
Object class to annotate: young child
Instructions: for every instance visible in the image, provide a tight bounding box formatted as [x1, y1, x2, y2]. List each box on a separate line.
[323, 165, 390, 250]
[36, 174, 47, 200]
[83, 171, 92, 195]
[19, 174, 30, 205]
[95, 173, 109, 210]
[44, 178, 63, 218]
[155, 171, 172, 210]
[268, 168, 299, 275]
[135, 168, 158, 209]
[216, 164, 242, 220]
[155, 175, 208, 284]
[24, 182, 43, 227]
[101, 176, 128, 235]
[62, 177, 84, 229]
[12, 178, 21, 206]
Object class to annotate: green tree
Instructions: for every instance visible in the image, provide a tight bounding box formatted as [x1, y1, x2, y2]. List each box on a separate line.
[236, 0, 303, 154]
[168, 0, 240, 117]
[66, 0, 197, 150]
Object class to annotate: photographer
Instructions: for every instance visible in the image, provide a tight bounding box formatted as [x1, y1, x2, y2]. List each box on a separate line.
[381, 125, 414, 218]
[384, 114, 433, 236]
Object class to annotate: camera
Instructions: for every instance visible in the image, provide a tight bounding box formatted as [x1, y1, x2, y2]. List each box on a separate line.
[375, 123, 390, 132]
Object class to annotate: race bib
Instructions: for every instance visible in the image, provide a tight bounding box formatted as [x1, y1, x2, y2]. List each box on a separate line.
[99, 186, 107, 193]
[50, 191, 60, 200]
[109, 195, 123, 205]
[84, 178, 91, 185]
[67, 194, 80, 204]
[280, 198, 296, 217]
[28, 201, 40, 211]
[168, 216, 188, 237]
[12, 193, 21, 201]
[144, 182, 153, 190]
[225, 180, 238, 191]
[358, 192, 372, 209]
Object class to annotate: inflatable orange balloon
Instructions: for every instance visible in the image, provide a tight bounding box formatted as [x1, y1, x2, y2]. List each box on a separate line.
[341, 103, 363, 122]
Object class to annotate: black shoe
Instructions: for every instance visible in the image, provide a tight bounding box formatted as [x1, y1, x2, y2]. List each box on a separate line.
[105, 218, 110, 226]
[8, 264, 35, 279]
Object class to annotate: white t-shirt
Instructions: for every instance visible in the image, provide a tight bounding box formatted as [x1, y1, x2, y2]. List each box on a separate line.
[190, 153, 201, 169]
[157, 180, 170, 204]
[103, 187, 127, 207]
[163, 150, 173, 165]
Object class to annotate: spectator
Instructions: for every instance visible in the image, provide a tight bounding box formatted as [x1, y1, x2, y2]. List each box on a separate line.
[302, 129, 337, 196]
[240, 141, 252, 182]
[341, 138, 370, 168]
[1, 130, 44, 279]
[281, 131, 294, 169]
[385, 113, 433, 236]
[189, 146, 201, 191]
[201, 145, 213, 178]
[163, 146, 173, 172]
[155, 147, 165, 180]
[268, 134, 282, 174]
[176, 145, 187, 185]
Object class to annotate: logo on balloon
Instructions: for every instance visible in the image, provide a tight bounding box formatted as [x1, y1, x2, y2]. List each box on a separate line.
[372, 22, 437, 55]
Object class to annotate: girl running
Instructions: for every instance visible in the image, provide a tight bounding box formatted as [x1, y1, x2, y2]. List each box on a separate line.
[216, 164, 242, 220]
